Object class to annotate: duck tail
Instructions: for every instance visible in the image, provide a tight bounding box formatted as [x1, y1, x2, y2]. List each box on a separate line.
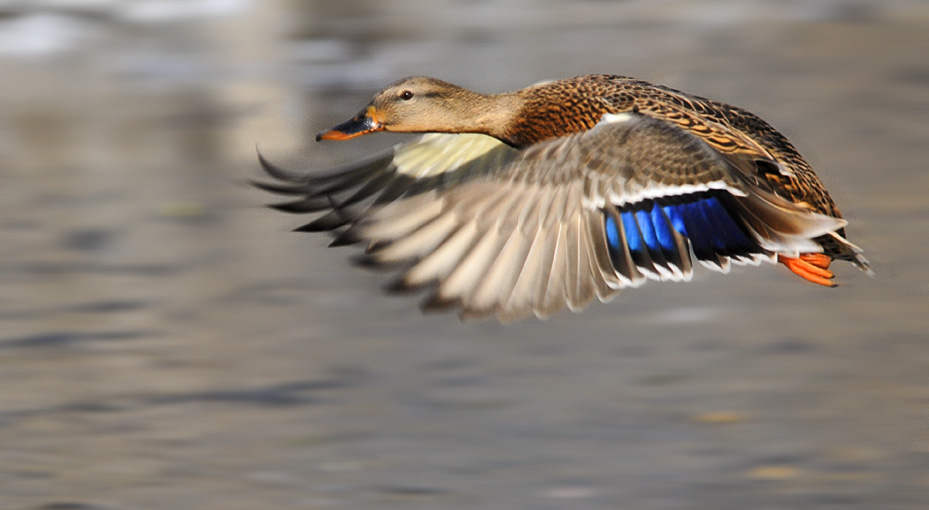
[825, 231, 874, 276]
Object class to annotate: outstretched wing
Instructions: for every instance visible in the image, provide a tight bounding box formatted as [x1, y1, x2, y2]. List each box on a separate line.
[255, 132, 518, 236]
[256, 114, 846, 321]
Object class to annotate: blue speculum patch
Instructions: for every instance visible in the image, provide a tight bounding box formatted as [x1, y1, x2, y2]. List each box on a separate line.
[605, 193, 763, 268]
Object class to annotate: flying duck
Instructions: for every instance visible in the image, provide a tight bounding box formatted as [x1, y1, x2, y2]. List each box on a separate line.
[255, 75, 870, 321]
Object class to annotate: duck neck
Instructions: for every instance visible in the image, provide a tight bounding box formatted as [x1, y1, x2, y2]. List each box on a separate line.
[444, 90, 523, 145]
[424, 83, 600, 149]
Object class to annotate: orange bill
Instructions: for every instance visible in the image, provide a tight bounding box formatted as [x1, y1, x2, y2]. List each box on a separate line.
[316, 106, 383, 141]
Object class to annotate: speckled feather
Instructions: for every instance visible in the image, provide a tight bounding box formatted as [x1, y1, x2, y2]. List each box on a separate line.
[504, 75, 839, 218]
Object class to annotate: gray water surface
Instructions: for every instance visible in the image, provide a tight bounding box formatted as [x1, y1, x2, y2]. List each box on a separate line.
[1, 1, 928, 509]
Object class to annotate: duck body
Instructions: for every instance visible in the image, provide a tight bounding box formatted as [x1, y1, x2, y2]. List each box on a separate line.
[257, 74, 870, 321]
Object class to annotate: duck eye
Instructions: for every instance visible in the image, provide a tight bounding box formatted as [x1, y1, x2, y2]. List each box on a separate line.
[400, 90, 414, 100]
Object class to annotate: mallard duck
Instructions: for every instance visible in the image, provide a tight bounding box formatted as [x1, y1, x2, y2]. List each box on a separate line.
[255, 74, 870, 322]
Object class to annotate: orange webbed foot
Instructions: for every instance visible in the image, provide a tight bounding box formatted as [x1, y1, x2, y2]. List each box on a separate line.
[778, 253, 837, 287]
[799, 252, 832, 270]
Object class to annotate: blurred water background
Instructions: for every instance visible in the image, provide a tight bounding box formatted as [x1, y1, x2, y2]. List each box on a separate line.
[1, 0, 928, 509]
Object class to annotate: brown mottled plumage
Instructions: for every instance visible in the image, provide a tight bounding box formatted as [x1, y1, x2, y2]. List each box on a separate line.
[505, 76, 839, 217]
[256, 75, 870, 321]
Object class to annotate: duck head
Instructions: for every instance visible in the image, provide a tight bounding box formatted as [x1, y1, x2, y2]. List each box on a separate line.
[316, 76, 496, 141]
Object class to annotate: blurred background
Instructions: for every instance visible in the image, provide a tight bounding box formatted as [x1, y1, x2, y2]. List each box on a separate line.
[2, 0, 928, 509]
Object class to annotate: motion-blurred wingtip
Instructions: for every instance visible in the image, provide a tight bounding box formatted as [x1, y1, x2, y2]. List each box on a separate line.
[256, 149, 303, 182]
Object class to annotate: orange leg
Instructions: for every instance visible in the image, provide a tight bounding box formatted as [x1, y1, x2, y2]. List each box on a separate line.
[778, 253, 836, 287]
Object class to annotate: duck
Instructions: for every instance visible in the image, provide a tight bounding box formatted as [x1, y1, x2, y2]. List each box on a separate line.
[255, 74, 871, 322]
